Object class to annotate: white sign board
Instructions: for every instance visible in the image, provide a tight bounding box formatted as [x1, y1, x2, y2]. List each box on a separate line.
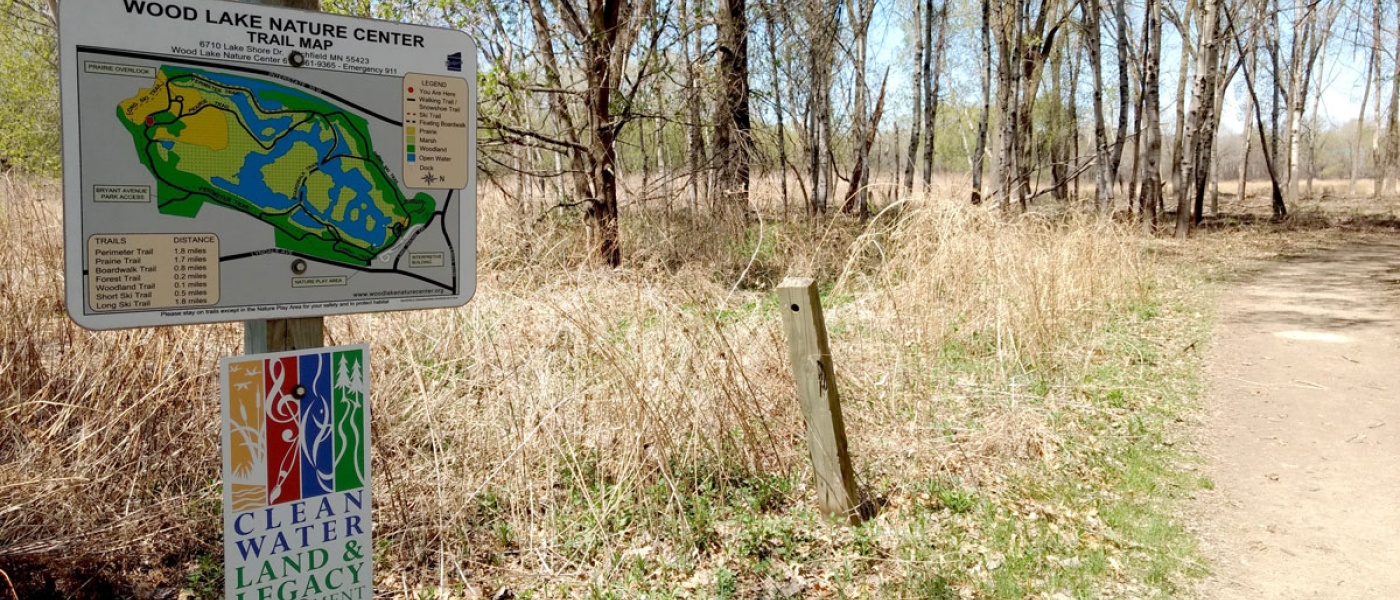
[60, 0, 477, 330]
[221, 344, 372, 600]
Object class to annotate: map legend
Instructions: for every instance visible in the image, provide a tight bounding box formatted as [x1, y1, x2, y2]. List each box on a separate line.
[403, 73, 469, 189]
[87, 234, 219, 312]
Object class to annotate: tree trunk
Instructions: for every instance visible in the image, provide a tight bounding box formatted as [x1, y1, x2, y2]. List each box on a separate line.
[1285, 3, 1312, 203]
[1347, 0, 1382, 195]
[1050, 49, 1069, 203]
[1230, 5, 1287, 220]
[1386, 17, 1400, 196]
[1088, 0, 1113, 213]
[1238, 33, 1257, 206]
[921, 0, 943, 191]
[1140, 0, 1162, 232]
[970, 0, 991, 204]
[1176, 0, 1220, 238]
[990, 0, 1064, 211]
[527, 0, 590, 207]
[1170, 0, 1196, 201]
[1269, 0, 1281, 194]
[1109, 0, 1131, 190]
[683, 0, 706, 212]
[762, 4, 790, 215]
[1372, 0, 1387, 197]
[715, 0, 753, 221]
[585, 0, 626, 266]
[992, 6, 1021, 211]
[844, 70, 890, 219]
[904, 0, 923, 197]
[806, 0, 840, 215]
[1069, 45, 1081, 201]
[843, 0, 874, 217]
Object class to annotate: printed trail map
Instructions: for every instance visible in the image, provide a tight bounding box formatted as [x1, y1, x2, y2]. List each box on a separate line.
[117, 66, 436, 266]
[60, 0, 476, 330]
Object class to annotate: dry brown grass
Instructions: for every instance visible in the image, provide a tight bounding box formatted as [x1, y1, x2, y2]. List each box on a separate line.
[9, 171, 1384, 597]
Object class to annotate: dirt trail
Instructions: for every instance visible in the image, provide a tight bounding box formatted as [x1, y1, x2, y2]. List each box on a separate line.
[1193, 238, 1400, 599]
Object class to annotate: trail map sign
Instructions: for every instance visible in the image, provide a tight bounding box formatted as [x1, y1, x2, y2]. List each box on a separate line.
[221, 344, 372, 600]
[60, 0, 476, 330]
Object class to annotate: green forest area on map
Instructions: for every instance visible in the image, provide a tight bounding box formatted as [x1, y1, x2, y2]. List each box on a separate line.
[115, 65, 435, 266]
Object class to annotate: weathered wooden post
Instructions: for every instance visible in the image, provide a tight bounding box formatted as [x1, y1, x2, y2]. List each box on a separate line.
[777, 277, 862, 523]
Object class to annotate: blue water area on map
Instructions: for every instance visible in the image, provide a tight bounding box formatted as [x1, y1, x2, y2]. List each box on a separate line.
[298, 352, 336, 500]
[300, 157, 393, 248]
[159, 141, 175, 151]
[169, 67, 398, 251]
[210, 120, 336, 214]
[290, 207, 323, 231]
[229, 93, 297, 144]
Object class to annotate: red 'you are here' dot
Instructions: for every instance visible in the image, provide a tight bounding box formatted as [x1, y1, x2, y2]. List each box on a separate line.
[407, 86, 414, 93]
[145, 116, 154, 126]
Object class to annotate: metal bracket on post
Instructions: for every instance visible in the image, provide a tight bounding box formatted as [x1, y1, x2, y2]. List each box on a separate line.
[777, 277, 862, 523]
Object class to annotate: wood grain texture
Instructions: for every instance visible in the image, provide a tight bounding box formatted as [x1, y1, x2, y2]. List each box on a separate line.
[777, 277, 861, 523]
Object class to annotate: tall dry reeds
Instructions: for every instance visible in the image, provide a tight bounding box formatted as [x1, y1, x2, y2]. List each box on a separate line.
[1, 173, 1161, 595]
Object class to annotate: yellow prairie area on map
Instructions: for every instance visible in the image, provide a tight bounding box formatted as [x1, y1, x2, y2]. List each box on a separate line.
[119, 71, 171, 124]
[153, 109, 229, 151]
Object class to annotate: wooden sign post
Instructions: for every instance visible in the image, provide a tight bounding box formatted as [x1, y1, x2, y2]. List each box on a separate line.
[777, 277, 862, 523]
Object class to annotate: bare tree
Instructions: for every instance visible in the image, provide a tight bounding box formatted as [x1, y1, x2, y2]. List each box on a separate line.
[1140, 0, 1163, 231]
[970, 0, 991, 204]
[1283, 0, 1340, 203]
[1383, 8, 1400, 196]
[903, 0, 923, 196]
[1176, 0, 1222, 238]
[922, 0, 947, 190]
[1227, 2, 1287, 219]
[1087, 0, 1114, 213]
[510, 0, 663, 265]
[842, 0, 875, 217]
[990, 0, 1069, 210]
[682, 0, 707, 212]
[761, 1, 792, 214]
[805, 0, 842, 215]
[1348, 0, 1380, 195]
[714, 0, 754, 220]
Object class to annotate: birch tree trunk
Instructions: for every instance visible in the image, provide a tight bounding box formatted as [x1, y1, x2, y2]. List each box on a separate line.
[1350, 1, 1377, 195]
[806, 0, 840, 215]
[1109, 0, 1131, 189]
[1176, 0, 1220, 238]
[1170, 0, 1196, 201]
[1141, 0, 1162, 231]
[1238, 48, 1256, 205]
[1385, 16, 1400, 196]
[1285, 2, 1313, 203]
[1088, 0, 1114, 213]
[844, 0, 874, 216]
